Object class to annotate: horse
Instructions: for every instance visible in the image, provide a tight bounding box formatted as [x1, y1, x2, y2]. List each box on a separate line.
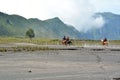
[62, 36, 72, 45]
[101, 38, 108, 46]
[62, 39, 72, 45]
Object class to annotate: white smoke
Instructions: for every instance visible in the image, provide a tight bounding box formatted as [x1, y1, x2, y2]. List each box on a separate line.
[43, 0, 106, 32]
[79, 15, 105, 32]
[0, 0, 106, 32]
[92, 16, 105, 28]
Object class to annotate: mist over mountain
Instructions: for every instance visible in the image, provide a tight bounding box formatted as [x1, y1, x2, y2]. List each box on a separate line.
[80, 12, 120, 40]
[0, 12, 120, 40]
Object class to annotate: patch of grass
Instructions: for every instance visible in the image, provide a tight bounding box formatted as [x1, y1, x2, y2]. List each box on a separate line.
[0, 37, 120, 47]
[109, 40, 120, 45]
[0, 46, 55, 52]
[0, 47, 7, 52]
[0, 37, 61, 45]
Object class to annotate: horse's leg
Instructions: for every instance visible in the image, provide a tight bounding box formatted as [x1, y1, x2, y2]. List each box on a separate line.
[62, 40, 65, 45]
[106, 42, 108, 46]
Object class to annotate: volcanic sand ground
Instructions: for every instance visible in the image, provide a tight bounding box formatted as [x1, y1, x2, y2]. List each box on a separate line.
[0, 43, 120, 80]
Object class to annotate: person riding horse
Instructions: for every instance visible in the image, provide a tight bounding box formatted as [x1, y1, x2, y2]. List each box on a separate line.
[102, 38, 108, 46]
[62, 36, 72, 45]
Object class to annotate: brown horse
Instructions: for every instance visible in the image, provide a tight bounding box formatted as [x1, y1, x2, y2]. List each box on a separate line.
[101, 38, 108, 46]
[62, 39, 72, 45]
[62, 36, 72, 45]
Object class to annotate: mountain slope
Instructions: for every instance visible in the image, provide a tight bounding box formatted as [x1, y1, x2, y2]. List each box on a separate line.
[1, 12, 120, 40]
[80, 12, 120, 40]
[0, 12, 81, 39]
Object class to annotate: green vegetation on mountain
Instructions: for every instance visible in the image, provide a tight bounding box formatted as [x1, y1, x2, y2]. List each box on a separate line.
[0, 12, 81, 39]
[1, 12, 120, 40]
[26, 28, 35, 39]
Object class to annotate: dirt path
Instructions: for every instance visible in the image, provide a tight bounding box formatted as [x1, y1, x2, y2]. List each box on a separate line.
[0, 47, 120, 80]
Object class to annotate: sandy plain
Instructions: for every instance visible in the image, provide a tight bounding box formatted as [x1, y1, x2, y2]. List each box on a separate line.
[0, 43, 120, 80]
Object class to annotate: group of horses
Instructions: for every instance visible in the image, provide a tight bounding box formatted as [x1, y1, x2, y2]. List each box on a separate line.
[62, 36, 108, 46]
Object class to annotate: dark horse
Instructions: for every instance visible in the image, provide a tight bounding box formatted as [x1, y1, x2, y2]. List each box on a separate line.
[62, 36, 72, 45]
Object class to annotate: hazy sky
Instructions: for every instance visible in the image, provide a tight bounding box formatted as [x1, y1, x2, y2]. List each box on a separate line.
[0, 0, 120, 31]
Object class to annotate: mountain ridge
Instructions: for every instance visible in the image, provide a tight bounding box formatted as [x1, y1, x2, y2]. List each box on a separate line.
[82, 12, 120, 40]
[0, 12, 81, 39]
[1, 12, 120, 40]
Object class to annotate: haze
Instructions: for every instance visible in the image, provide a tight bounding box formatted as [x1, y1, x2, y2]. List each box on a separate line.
[0, 0, 120, 31]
